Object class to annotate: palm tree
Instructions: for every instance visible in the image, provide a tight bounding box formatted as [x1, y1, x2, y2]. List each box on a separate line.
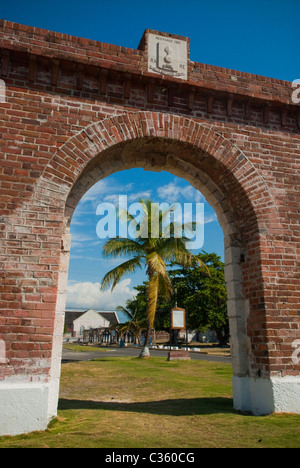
[111, 303, 147, 345]
[101, 199, 208, 358]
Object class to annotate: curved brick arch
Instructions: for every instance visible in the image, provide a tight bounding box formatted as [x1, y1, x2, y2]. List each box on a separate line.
[38, 111, 278, 233]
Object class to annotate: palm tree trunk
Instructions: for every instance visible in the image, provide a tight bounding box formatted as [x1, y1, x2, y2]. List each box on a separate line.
[139, 322, 151, 358]
[139, 273, 158, 359]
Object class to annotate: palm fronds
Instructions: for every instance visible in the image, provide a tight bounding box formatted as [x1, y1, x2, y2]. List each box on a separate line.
[101, 257, 143, 291]
[100, 198, 210, 352]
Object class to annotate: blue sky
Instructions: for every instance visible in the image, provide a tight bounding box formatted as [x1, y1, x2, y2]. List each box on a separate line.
[67, 170, 222, 309]
[2, 1, 298, 309]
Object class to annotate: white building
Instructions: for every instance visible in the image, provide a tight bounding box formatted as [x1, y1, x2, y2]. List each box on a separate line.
[65, 308, 122, 338]
[73, 309, 111, 337]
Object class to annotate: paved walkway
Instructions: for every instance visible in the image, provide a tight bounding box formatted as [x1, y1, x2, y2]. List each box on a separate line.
[62, 346, 231, 364]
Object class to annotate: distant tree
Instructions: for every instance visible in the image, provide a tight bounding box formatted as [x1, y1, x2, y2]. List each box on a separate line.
[132, 282, 170, 331]
[170, 251, 229, 345]
[131, 252, 229, 345]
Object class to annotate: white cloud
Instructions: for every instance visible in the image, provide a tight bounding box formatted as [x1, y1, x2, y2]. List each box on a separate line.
[71, 233, 95, 243]
[204, 213, 218, 224]
[66, 278, 135, 310]
[70, 232, 98, 249]
[128, 191, 152, 202]
[157, 181, 203, 204]
[103, 194, 122, 205]
[81, 180, 135, 204]
[102, 190, 152, 205]
[72, 180, 136, 222]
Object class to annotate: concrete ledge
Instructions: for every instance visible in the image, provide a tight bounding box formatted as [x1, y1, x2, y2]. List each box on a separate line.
[168, 350, 191, 361]
[0, 382, 50, 436]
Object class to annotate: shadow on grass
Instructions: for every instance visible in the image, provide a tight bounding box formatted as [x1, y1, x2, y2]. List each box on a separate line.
[58, 397, 235, 416]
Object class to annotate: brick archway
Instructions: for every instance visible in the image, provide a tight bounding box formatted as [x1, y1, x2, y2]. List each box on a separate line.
[0, 22, 299, 436]
[31, 110, 284, 423]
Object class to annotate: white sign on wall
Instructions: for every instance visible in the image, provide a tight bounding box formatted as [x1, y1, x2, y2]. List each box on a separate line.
[148, 33, 188, 80]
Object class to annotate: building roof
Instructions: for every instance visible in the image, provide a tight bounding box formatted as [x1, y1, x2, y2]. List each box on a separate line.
[99, 312, 119, 326]
[65, 308, 129, 329]
[65, 310, 85, 329]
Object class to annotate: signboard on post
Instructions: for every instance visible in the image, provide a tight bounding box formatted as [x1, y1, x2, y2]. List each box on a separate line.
[171, 307, 186, 329]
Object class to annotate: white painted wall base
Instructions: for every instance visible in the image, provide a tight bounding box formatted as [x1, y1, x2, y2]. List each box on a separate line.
[0, 382, 50, 436]
[233, 375, 300, 415]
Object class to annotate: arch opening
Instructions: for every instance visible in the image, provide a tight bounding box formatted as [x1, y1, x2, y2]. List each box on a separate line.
[47, 133, 258, 423]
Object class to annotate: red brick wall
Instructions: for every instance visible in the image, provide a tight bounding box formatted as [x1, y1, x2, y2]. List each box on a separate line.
[0, 21, 299, 383]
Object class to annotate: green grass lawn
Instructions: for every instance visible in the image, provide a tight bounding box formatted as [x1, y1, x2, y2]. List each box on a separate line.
[0, 357, 299, 448]
[62, 344, 113, 353]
